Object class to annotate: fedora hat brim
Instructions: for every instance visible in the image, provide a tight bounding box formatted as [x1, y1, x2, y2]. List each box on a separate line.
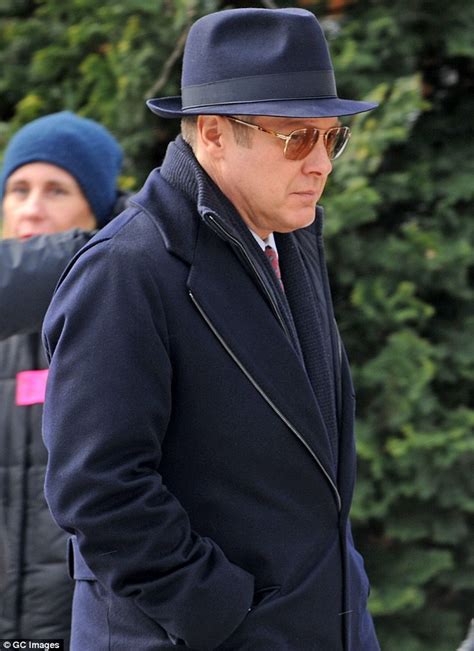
[146, 96, 378, 119]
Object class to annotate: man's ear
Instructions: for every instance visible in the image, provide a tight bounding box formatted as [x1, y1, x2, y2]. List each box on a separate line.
[196, 115, 228, 160]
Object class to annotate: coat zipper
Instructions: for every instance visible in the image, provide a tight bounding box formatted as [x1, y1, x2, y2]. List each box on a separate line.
[189, 290, 342, 513]
[202, 213, 292, 341]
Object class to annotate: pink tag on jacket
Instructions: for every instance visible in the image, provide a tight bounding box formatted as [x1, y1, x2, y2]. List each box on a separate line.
[16, 370, 49, 406]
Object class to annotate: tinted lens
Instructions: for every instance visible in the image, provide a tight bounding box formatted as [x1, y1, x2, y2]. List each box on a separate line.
[325, 127, 351, 160]
[285, 129, 319, 160]
[285, 127, 351, 161]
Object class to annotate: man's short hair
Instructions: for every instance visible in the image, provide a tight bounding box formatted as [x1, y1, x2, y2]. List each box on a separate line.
[180, 116, 198, 149]
[180, 115, 254, 150]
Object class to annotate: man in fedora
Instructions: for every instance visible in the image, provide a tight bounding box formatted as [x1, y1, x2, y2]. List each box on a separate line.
[42, 7, 380, 650]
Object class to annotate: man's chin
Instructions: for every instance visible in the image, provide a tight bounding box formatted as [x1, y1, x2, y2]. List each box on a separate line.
[276, 214, 317, 234]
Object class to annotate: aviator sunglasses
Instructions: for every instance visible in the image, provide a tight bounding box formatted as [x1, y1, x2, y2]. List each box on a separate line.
[226, 116, 351, 161]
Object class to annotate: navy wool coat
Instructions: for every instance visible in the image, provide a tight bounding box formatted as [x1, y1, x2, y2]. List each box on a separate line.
[42, 139, 380, 651]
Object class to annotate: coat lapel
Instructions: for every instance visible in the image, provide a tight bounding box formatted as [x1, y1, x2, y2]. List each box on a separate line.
[187, 221, 338, 487]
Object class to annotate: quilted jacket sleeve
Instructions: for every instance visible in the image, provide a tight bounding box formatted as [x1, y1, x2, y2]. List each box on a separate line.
[0, 229, 93, 340]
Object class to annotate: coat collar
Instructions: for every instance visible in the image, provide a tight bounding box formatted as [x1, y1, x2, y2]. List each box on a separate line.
[129, 135, 326, 265]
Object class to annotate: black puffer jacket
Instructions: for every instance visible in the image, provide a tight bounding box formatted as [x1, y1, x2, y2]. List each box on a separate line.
[0, 188, 129, 642]
[0, 229, 94, 644]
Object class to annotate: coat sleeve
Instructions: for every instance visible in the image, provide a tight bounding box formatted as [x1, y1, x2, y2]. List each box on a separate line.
[42, 234, 254, 650]
[0, 229, 93, 340]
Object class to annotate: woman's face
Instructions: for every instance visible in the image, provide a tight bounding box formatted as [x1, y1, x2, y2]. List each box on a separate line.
[2, 162, 96, 239]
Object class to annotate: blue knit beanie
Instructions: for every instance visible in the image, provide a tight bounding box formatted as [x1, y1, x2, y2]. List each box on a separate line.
[0, 111, 123, 226]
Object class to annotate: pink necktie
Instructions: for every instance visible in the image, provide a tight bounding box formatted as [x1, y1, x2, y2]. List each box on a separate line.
[265, 245, 284, 290]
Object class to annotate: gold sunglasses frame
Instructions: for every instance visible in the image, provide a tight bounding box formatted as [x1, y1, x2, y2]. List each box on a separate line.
[226, 116, 351, 161]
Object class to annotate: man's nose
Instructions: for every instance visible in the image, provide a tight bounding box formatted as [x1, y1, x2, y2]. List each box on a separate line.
[302, 138, 333, 176]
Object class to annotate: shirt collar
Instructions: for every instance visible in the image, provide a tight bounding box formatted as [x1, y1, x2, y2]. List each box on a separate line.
[250, 229, 277, 253]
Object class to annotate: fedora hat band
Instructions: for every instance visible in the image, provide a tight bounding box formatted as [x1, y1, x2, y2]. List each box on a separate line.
[181, 70, 337, 110]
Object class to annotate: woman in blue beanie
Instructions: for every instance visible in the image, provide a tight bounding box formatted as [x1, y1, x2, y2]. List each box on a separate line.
[0, 111, 124, 647]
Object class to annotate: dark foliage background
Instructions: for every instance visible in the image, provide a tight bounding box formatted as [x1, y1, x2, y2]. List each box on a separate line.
[1, 1, 473, 648]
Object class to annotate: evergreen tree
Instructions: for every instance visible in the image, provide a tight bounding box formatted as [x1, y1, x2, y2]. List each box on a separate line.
[0, 0, 221, 186]
[320, 2, 474, 649]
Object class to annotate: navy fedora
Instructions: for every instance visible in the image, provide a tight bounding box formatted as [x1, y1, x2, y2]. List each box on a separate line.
[147, 7, 377, 119]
